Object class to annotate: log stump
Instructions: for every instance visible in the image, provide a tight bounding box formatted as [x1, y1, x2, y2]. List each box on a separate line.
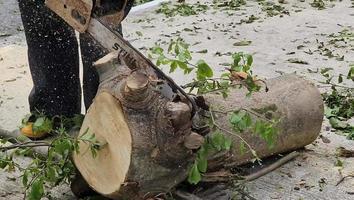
[73, 52, 324, 199]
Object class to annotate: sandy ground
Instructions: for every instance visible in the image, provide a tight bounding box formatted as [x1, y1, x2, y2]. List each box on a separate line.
[0, 0, 354, 199]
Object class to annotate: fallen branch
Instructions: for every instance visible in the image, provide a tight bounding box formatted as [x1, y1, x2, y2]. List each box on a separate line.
[336, 174, 354, 186]
[0, 142, 51, 151]
[243, 151, 300, 182]
[336, 147, 354, 158]
[0, 128, 50, 157]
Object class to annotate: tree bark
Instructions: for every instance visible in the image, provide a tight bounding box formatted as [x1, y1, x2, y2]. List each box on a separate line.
[204, 74, 324, 167]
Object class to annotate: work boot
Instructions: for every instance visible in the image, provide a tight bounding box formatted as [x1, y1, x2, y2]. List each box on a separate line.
[20, 113, 53, 139]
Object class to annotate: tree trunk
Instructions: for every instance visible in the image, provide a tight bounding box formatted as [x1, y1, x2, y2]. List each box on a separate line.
[72, 53, 323, 199]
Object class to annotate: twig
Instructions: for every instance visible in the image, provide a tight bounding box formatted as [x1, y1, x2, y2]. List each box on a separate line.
[0, 128, 51, 157]
[209, 109, 254, 153]
[336, 174, 354, 186]
[212, 108, 273, 123]
[0, 143, 51, 151]
[242, 151, 300, 182]
[317, 81, 353, 89]
[174, 190, 203, 200]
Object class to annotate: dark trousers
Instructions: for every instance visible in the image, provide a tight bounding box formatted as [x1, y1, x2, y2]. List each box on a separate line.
[18, 0, 110, 117]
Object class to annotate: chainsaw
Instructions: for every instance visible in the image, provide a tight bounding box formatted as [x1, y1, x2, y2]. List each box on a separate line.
[45, 0, 197, 115]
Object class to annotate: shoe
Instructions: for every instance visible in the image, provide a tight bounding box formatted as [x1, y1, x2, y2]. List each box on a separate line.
[20, 122, 49, 139]
[20, 114, 52, 139]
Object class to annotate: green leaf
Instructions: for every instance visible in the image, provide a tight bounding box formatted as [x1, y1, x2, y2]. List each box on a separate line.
[0, 156, 9, 169]
[347, 66, 354, 81]
[230, 111, 245, 125]
[223, 137, 232, 150]
[198, 145, 209, 159]
[197, 157, 208, 173]
[246, 54, 253, 67]
[233, 40, 252, 46]
[335, 158, 343, 167]
[32, 117, 52, 133]
[170, 60, 178, 73]
[254, 120, 264, 135]
[324, 107, 336, 118]
[151, 46, 164, 55]
[239, 141, 246, 155]
[287, 58, 309, 65]
[174, 43, 180, 55]
[196, 49, 208, 54]
[22, 170, 29, 187]
[320, 67, 333, 75]
[29, 178, 44, 200]
[232, 53, 242, 67]
[33, 117, 44, 130]
[188, 163, 201, 185]
[71, 114, 85, 128]
[329, 117, 348, 129]
[175, 60, 193, 74]
[196, 60, 213, 80]
[211, 132, 224, 151]
[168, 40, 175, 53]
[338, 74, 343, 83]
[21, 114, 31, 125]
[135, 31, 143, 37]
[46, 166, 57, 183]
[244, 113, 252, 128]
[54, 139, 72, 156]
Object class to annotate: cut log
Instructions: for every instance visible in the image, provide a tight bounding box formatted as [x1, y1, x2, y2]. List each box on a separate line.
[204, 74, 324, 166]
[73, 54, 194, 199]
[73, 92, 132, 198]
[72, 53, 324, 199]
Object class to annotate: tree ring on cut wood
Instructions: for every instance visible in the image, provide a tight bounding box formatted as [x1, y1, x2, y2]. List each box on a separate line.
[73, 91, 132, 198]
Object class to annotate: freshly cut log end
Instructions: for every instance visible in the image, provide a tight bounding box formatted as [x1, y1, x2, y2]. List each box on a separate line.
[123, 71, 150, 102]
[165, 102, 191, 129]
[93, 52, 120, 82]
[125, 71, 149, 91]
[73, 92, 132, 198]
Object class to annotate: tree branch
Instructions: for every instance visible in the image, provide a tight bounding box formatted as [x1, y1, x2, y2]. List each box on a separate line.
[0, 143, 51, 151]
[242, 151, 300, 182]
[209, 109, 255, 153]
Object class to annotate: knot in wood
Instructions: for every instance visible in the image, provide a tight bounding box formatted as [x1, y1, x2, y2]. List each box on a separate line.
[123, 71, 150, 102]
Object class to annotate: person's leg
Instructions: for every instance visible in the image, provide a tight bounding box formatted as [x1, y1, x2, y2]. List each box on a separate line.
[79, 33, 106, 110]
[18, 0, 81, 117]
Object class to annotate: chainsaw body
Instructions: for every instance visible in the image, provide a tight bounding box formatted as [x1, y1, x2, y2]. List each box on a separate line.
[45, 0, 132, 32]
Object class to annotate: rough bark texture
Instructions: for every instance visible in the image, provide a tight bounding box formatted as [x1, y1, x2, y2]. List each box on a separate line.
[73, 52, 195, 199]
[204, 74, 324, 166]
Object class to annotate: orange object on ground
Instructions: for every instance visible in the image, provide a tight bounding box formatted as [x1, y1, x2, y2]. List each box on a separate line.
[20, 122, 48, 139]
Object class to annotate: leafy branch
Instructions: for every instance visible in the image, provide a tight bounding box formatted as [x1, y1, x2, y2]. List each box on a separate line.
[149, 38, 264, 97]
[320, 66, 354, 139]
[150, 38, 278, 185]
[0, 115, 101, 200]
